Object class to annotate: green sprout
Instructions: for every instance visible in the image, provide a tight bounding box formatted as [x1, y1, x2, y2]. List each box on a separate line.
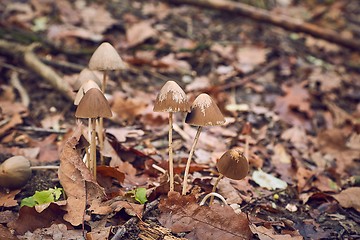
[127, 187, 148, 204]
[21, 187, 63, 207]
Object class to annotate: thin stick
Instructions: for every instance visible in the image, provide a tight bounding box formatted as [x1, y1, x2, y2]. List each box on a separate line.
[182, 126, 202, 195]
[168, 112, 174, 191]
[209, 174, 224, 205]
[90, 118, 97, 179]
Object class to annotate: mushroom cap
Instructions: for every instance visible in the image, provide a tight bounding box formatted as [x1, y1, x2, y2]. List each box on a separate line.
[185, 93, 225, 126]
[74, 80, 101, 105]
[73, 68, 101, 91]
[0, 156, 32, 189]
[216, 149, 249, 180]
[88, 42, 125, 71]
[153, 81, 190, 112]
[75, 88, 112, 118]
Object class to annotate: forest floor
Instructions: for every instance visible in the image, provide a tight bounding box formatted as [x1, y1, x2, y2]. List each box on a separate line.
[0, 0, 360, 239]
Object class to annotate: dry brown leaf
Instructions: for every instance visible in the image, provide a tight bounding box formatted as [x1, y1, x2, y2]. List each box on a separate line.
[58, 126, 105, 226]
[29, 134, 59, 163]
[8, 203, 67, 235]
[333, 187, 360, 212]
[235, 46, 268, 74]
[80, 4, 116, 34]
[250, 224, 303, 240]
[0, 190, 20, 207]
[0, 224, 18, 240]
[86, 226, 111, 240]
[158, 192, 252, 240]
[274, 82, 312, 128]
[97, 165, 125, 184]
[111, 91, 148, 124]
[0, 113, 22, 137]
[126, 21, 157, 47]
[19, 223, 83, 240]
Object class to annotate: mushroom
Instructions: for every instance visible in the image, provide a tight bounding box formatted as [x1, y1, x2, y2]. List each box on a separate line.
[75, 88, 112, 179]
[0, 156, 31, 189]
[210, 148, 249, 204]
[73, 68, 101, 92]
[182, 93, 225, 195]
[88, 42, 125, 164]
[153, 80, 189, 192]
[74, 80, 101, 105]
[88, 42, 125, 92]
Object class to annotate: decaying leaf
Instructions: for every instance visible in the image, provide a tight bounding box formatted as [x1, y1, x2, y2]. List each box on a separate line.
[0, 190, 20, 208]
[158, 192, 252, 240]
[333, 187, 360, 212]
[19, 223, 83, 240]
[126, 21, 157, 47]
[58, 126, 105, 226]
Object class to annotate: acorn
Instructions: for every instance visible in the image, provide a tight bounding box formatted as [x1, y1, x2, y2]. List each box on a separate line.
[0, 156, 32, 189]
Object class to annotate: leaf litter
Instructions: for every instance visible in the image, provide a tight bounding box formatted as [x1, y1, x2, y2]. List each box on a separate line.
[0, 0, 360, 239]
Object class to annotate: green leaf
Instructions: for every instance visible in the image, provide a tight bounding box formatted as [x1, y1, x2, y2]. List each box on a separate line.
[20, 187, 63, 208]
[20, 197, 37, 207]
[134, 188, 148, 204]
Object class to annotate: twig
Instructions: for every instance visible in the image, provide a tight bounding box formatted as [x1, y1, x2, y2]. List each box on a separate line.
[164, 0, 360, 50]
[0, 39, 74, 101]
[10, 71, 30, 107]
[16, 126, 67, 134]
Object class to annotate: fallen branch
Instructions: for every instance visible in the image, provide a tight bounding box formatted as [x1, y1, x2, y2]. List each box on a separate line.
[0, 39, 74, 101]
[165, 0, 360, 51]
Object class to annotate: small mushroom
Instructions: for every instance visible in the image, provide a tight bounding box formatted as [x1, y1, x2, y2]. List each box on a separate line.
[88, 42, 124, 164]
[74, 80, 101, 105]
[182, 93, 225, 195]
[153, 80, 189, 192]
[0, 156, 31, 189]
[75, 88, 112, 179]
[73, 68, 101, 92]
[210, 149, 249, 204]
[88, 42, 125, 92]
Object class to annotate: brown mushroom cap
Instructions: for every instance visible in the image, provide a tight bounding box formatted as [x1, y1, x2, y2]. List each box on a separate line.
[74, 80, 101, 105]
[0, 156, 32, 189]
[75, 88, 112, 118]
[73, 68, 101, 91]
[89, 42, 125, 71]
[153, 80, 190, 112]
[185, 93, 225, 126]
[216, 149, 249, 180]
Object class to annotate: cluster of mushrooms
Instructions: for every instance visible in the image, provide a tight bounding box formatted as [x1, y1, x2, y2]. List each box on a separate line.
[153, 80, 250, 199]
[1, 42, 250, 203]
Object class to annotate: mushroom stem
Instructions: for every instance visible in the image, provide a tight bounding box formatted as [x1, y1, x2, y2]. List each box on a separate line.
[168, 112, 175, 192]
[209, 174, 224, 205]
[182, 126, 203, 195]
[99, 70, 107, 165]
[200, 192, 227, 206]
[90, 118, 97, 180]
[30, 166, 59, 170]
[98, 118, 104, 165]
[244, 135, 249, 160]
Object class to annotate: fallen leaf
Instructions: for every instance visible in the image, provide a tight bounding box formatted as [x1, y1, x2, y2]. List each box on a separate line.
[158, 192, 252, 240]
[58, 126, 105, 226]
[86, 226, 111, 240]
[0, 190, 20, 207]
[333, 187, 360, 212]
[80, 4, 116, 34]
[7, 203, 67, 235]
[29, 134, 59, 163]
[97, 165, 125, 184]
[126, 21, 157, 47]
[0, 224, 18, 240]
[111, 91, 148, 124]
[235, 46, 268, 73]
[252, 169, 288, 190]
[250, 224, 303, 240]
[19, 223, 83, 240]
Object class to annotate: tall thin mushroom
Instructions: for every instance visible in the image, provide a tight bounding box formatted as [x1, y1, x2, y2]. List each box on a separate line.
[88, 42, 125, 164]
[182, 93, 225, 195]
[154, 81, 189, 192]
[75, 88, 112, 179]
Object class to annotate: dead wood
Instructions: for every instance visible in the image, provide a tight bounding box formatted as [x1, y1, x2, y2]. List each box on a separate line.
[165, 0, 360, 51]
[0, 39, 74, 101]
